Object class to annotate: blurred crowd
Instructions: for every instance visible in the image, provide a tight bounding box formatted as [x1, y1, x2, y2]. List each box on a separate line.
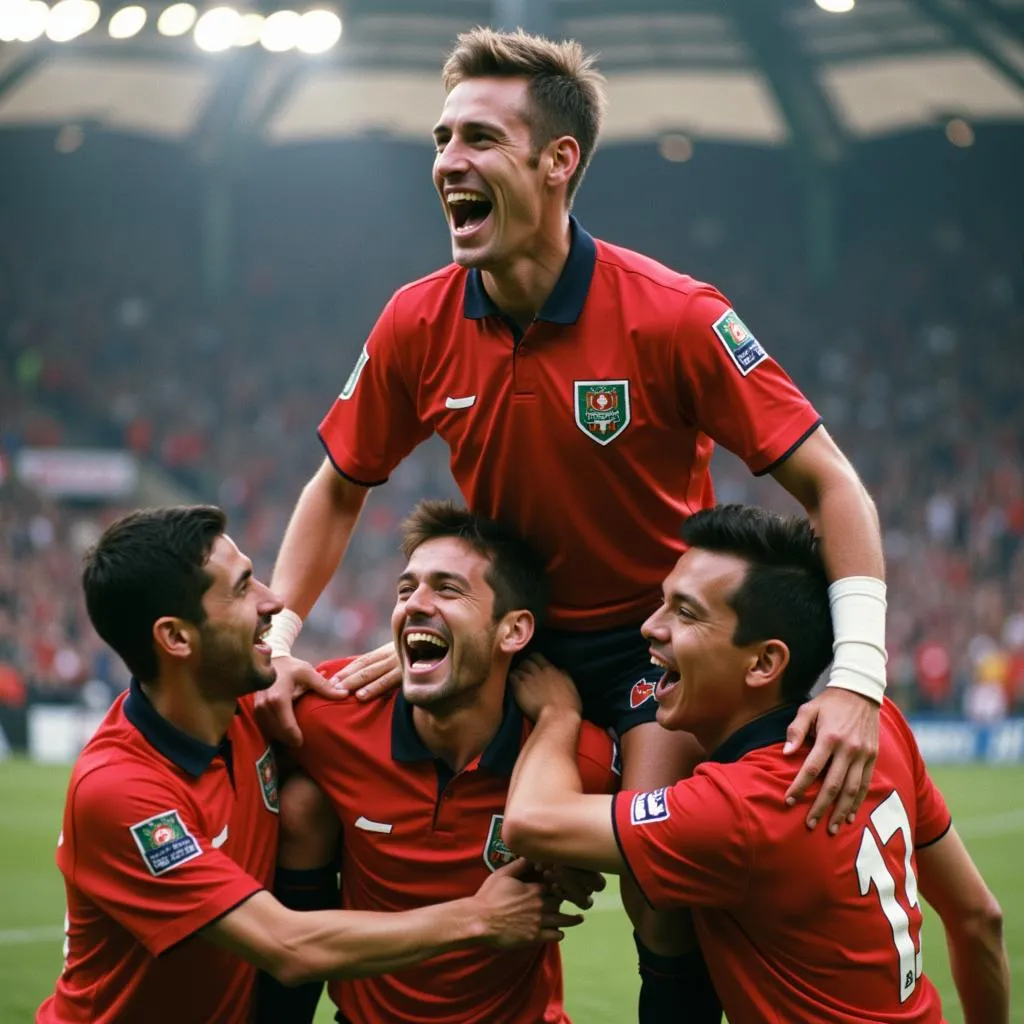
[1, 131, 1022, 719]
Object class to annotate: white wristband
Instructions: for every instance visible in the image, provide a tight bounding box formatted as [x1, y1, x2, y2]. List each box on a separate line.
[826, 576, 887, 705]
[266, 608, 303, 659]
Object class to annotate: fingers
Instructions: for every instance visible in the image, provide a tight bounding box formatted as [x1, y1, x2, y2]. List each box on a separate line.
[493, 857, 531, 879]
[254, 685, 304, 747]
[783, 735, 828, 806]
[540, 911, 584, 932]
[330, 643, 400, 700]
[825, 758, 866, 833]
[804, 746, 852, 831]
[782, 703, 816, 756]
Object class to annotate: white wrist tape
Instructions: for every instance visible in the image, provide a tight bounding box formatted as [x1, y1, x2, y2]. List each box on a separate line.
[266, 608, 303, 659]
[826, 576, 887, 704]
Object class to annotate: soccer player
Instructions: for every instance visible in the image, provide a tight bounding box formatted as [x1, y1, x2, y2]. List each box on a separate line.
[260, 26, 887, 1017]
[502, 504, 1010, 1024]
[263, 500, 619, 1024]
[37, 506, 581, 1024]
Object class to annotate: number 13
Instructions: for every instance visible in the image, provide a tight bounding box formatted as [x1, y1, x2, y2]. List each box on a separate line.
[855, 790, 922, 1003]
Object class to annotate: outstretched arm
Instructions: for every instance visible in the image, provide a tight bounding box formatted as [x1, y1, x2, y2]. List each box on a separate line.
[503, 658, 623, 874]
[772, 426, 885, 830]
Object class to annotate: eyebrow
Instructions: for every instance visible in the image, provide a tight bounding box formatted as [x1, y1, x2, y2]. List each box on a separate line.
[398, 570, 471, 589]
[232, 567, 253, 594]
[665, 588, 710, 618]
[432, 119, 504, 140]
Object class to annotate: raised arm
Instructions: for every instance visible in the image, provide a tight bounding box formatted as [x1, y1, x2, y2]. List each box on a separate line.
[916, 827, 1009, 1024]
[205, 858, 581, 987]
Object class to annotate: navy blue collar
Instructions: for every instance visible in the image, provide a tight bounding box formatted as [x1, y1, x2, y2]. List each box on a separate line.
[391, 685, 523, 776]
[463, 216, 597, 325]
[123, 678, 233, 778]
[707, 703, 804, 765]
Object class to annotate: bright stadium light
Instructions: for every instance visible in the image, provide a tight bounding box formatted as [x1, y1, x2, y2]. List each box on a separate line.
[295, 8, 341, 54]
[45, 0, 99, 41]
[945, 117, 975, 148]
[233, 10, 263, 46]
[157, 2, 196, 36]
[194, 5, 240, 52]
[1, 0, 49, 42]
[260, 9, 299, 52]
[108, 5, 146, 38]
[815, 0, 855, 12]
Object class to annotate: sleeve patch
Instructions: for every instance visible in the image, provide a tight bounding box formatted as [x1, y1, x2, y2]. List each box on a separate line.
[129, 809, 203, 877]
[631, 788, 670, 825]
[711, 309, 767, 376]
[339, 344, 369, 400]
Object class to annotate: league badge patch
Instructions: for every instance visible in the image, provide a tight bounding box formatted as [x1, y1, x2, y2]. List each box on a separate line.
[339, 344, 369, 400]
[574, 380, 631, 446]
[629, 678, 656, 709]
[129, 809, 203, 876]
[711, 309, 767, 376]
[483, 814, 516, 872]
[630, 788, 670, 826]
[256, 746, 280, 813]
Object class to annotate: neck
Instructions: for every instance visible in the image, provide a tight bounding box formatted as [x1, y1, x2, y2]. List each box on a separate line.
[141, 671, 237, 748]
[412, 672, 508, 773]
[695, 696, 788, 756]
[481, 214, 572, 326]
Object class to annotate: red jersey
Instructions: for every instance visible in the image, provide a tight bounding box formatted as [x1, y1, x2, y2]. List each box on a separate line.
[613, 699, 952, 1024]
[293, 657, 619, 1024]
[37, 681, 280, 1024]
[319, 219, 820, 629]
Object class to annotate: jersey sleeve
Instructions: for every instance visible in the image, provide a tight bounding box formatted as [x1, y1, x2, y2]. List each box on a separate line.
[671, 287, 822, 475]
[576, 722, 620, 795]
[318, 294, 433, 486]
[61, 766, 263, 956]
[884, 700, 952, 847]
[612, 766, 751, 911]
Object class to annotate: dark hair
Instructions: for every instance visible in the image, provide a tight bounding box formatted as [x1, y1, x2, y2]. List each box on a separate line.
[82, 506, 227, 682]
[681, 505, 834, 702]
[441, 27, 606, 203]
[400, 500, 548, 623]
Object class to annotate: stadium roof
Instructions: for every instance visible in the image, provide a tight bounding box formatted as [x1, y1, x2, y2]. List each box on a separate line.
[1, 0, 1023, 160]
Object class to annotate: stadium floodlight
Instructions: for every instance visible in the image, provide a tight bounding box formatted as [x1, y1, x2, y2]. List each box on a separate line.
[233, 10, 263, 46]
[658, 132, 693, 164]
[295, 8, 341, 54]
[814, 0, 855, 12]
[45, 0, 100, 41]
[0, 0, 50, 42]
[194, 5, 240, 52]
[260, 9, 299, 52]
[108, 4, 146, 38]
[157, 2, 196, 36]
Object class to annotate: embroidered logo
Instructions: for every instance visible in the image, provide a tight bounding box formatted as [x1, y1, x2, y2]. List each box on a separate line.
[629, 678, 657, 709]
[483, 814, 516, 872]
[630, 788, 670, 826]
[574, 380, 631, 446]
[256, 747, 279, 814]
[129, 810, 203, 876]
[711, 309, 767, 376]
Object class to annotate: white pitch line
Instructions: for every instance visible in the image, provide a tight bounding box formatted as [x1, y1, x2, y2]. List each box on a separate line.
[0, 925, 63, 945]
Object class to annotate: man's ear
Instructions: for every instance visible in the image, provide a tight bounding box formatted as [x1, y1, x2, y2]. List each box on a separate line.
[498, 609, 535, 656]
[745, 639, 790, 692]
[153, 616, 196, 664]
[545, 135, 581, 192]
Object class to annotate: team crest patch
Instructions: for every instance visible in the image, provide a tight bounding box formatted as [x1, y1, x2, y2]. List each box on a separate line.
[483, 814, 516, 873]
[711, 309, 767, 376]
[630, 788, 670, 826]
[629, 678, 657, 709]
[256, 747, 279, 814]
[129, 809, 203, 876]
[574, 380, 631, 446]
[339, 344, 369, 400]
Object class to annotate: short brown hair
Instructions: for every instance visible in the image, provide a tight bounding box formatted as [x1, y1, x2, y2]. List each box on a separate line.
[400, 500, 549, 623]
[441, 27, 606, 203]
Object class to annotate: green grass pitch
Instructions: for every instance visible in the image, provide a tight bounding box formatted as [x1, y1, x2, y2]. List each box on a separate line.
[1, 758, 1020, 1023]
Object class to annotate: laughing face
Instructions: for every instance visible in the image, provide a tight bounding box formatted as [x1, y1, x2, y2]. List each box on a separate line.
[432, 77, 560, 270]
[392, 536, 521, 713]
[642, 548, 768, 751]
[195, 534, 283, 699]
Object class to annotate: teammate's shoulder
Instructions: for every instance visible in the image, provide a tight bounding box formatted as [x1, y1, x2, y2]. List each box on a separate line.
[593, 237, 720, 299]
[391, 263, 466, 307]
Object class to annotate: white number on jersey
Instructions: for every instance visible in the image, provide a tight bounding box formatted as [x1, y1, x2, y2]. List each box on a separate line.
[854, 790, 922, 1003]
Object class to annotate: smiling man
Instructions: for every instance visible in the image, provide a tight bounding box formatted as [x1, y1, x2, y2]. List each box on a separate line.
[502, 505, 1009, 1024]
[262, 26, 889, 1021]
[38, 506, 576, 1024]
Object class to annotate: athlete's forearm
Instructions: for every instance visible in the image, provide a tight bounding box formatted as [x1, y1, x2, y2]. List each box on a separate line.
[271, 459, 369, 617]
[945, 919, 1010, 1024]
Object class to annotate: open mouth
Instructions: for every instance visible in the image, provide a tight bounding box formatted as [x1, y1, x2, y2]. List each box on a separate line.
[403, 629, 451, 675]
[649, 651, 680, 701]
[447, 191, 493, 237]
[253, 621, 272, 657]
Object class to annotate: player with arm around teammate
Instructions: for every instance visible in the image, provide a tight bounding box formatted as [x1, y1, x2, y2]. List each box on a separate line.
[502, 504, 1009, 1024]
[36, 506, 580, 1024]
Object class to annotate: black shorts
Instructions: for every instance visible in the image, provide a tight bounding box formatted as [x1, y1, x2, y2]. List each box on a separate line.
[526, 621, 660, 737]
